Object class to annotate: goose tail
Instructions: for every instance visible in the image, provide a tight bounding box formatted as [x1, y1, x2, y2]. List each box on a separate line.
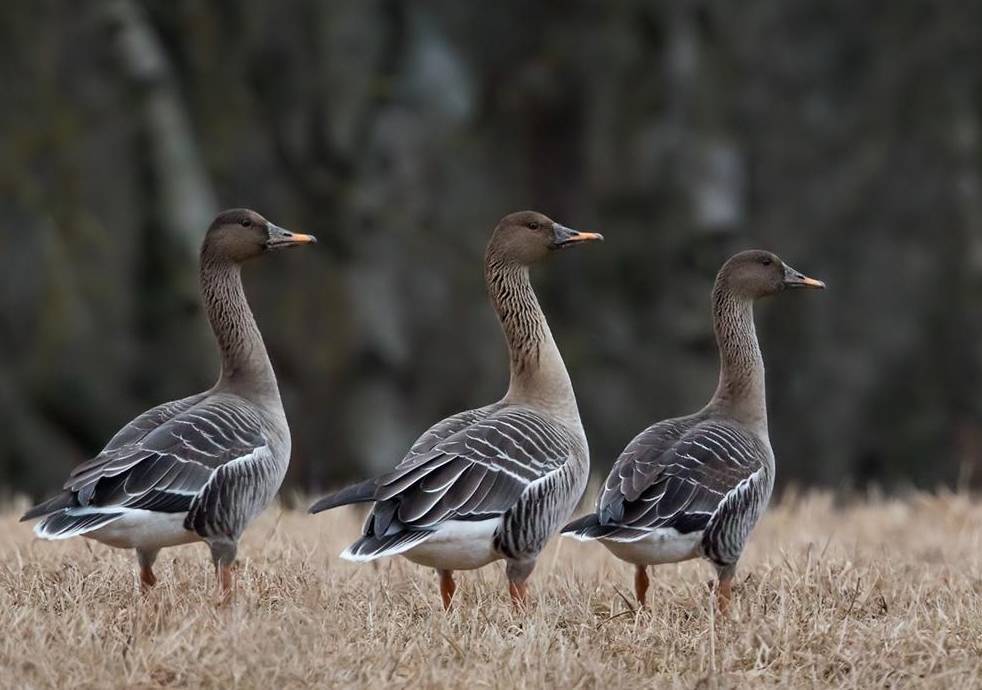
[309, 478, 378, 514]
[20, 492, 78, 522]
[339, 530, 432, 562]
[561, 514, 651, 543]
[33, 508, 125, 540]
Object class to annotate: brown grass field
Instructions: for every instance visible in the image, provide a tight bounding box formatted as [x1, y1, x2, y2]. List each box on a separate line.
[2, 491, 982, 689]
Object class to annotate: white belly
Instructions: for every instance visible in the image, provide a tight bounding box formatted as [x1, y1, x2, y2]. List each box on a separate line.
[86, 510, 201, 550]
[403, 519, 502, 571]
[601, 528, 703, 566]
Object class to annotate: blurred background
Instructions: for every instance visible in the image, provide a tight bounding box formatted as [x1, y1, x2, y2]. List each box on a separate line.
[2, 0, 981, 502]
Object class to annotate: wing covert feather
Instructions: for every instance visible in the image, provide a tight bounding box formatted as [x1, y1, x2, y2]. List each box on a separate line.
[365, 405, 574, 536]
[598, 417, 766, 533]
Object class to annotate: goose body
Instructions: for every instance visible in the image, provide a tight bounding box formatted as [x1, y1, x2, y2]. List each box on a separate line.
[565, 414, 774, 567]
[32, 391, 288, 548]
[563, 250, 823, 611]
[336, 403, 586, 569]
[311, 211, 602, 608]
[22, 210, 316, 598]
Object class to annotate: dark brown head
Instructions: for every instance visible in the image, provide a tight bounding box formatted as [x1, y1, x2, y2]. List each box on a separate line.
[717, 250, 825, 300]
[203, 209, 316, 263]
[487, 210, 603, 266]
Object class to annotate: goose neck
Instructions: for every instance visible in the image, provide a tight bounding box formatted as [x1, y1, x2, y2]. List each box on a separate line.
[708, 284, 767, 433]
[485, 258, 577, 418]
[200, 255, 279, 403]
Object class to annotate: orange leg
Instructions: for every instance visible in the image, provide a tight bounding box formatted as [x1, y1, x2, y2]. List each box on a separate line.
[716, 573, 733, 616]
[216, 563, 235, 605]
[634, 565, 649, 607]
[506, 560, 534, 609]
[438, 570, 457, 611]
[209, 541, 237, 605]
[140, 565, 157, 593]
[508, 579, 529, 608]
[137, 548, 159, 594]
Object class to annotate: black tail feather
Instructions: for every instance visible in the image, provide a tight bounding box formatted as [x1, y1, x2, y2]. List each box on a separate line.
[35, 510, 124, 539]
[562, 513, 651, 542]
[309, 478, 378, 514]
[20, 492, 78, 522]
[340, 530, 432, 561]
[562, 513, 601, 535]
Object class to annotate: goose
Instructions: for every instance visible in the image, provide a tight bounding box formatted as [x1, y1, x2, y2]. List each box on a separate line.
[21, 209, 316, 601]
[310, 211, 602, 609]
[563, 250, 824, 613]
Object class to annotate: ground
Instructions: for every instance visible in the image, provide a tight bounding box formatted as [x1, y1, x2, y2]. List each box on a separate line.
[1, 491, 981, 689]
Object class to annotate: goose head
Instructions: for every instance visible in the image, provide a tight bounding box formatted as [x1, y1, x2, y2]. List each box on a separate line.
[487, 210, 603, 266]
[719, 250, 825, 299]
[204, 209, 317, 263]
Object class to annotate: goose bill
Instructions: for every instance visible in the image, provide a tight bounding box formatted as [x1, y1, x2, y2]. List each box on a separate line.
[266, 223, 317, 249]
[551, 223, 604, 249]
[782, 265, 825, 289]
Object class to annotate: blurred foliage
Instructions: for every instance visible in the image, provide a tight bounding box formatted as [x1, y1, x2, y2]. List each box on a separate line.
[2, 0, 982, 497]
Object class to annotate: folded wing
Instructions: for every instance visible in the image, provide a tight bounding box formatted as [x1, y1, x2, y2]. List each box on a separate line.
[595, 417, 766, 535]
[365, 405, 574, 538]
[27, 393, 269, 535]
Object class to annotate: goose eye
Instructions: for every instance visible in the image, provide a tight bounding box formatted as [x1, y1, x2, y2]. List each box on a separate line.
[761, 258, 772, 266]
[528, 221, 539, 230]
[240, 218, 252, 227]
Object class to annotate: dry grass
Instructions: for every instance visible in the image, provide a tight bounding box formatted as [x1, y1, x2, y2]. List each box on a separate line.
[2, 492, 982, 689]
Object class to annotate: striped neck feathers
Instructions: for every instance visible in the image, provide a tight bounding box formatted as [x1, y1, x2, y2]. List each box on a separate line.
[708, 282, 767, 433]
[485, 257, 576, 415]
[200, 253, 279, 402]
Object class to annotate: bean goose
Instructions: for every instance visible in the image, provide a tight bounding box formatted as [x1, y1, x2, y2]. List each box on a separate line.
[563, 250, 824, 613]
[21, 209, 316, 601]
[310, 211, 602, 609]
